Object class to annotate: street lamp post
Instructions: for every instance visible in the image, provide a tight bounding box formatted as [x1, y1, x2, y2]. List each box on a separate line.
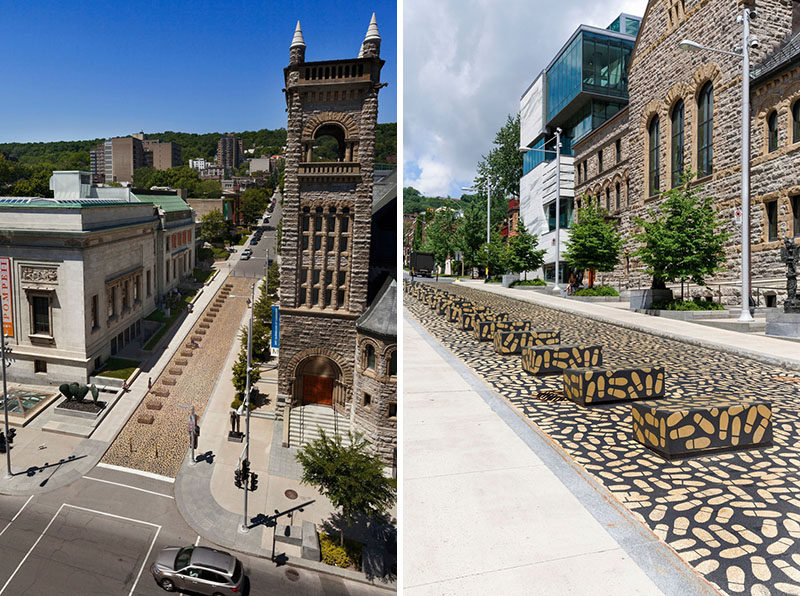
[679, 6, 756, 322]
[519, 128, 563, 291]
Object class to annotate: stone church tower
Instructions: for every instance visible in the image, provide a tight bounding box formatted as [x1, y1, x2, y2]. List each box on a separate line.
[277, 16, 385, 443]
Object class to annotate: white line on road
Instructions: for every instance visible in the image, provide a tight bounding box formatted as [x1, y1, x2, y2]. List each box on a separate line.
[84, 475, 174, 499]
[0, 503, 65, 595]
[0, 503, 163, 596]
[0, 495, 33, 538]
[194, 535, 201, 546]
[96, 462, 176, 483]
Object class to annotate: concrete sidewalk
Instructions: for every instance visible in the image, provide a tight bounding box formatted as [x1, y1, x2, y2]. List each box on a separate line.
[463, 280, 800, 372]
[403, 313, 717, 596]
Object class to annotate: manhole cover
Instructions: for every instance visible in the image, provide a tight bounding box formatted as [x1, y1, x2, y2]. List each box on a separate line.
[285, 489, 298, 500]
[285, 568, 300, 581]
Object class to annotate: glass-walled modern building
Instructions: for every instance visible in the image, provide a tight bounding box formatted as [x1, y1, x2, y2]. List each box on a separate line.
[519, 12, 640, 283]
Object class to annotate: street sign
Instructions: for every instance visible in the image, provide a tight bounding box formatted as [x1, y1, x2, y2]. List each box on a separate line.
[271, 304, 280, 349]
[734, 208, 742, 224]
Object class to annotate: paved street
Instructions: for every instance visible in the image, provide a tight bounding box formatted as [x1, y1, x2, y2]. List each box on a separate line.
[405, 281, 800, 596]
[0, 465, 375, 595]
[231, 195, 282, 279]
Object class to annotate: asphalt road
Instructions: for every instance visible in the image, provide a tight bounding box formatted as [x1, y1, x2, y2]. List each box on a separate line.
[231, 194, 282, 279]
[0, 465, 381, 595]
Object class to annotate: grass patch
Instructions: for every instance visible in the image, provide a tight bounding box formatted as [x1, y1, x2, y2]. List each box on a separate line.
[96, 358, 139, 379]
[211, 246, 229, 260]
[652, 298, 724, 311]
[573, 285, 619, 297]
[192, 268, 213, 284]
[142, 290, 197, 351]
[319, 533, 362, 570]
[484, 276, 502, 284]
[511, 278, 546, 287]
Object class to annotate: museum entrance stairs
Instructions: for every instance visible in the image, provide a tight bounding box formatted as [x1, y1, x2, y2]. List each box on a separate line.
[288, 403, 350, 448]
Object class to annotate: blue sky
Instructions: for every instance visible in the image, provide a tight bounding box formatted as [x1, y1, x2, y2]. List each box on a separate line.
[0, 0, 396, 142]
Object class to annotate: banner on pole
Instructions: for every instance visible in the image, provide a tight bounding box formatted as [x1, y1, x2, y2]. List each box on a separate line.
[0, 258, 13, 338]
[271, 304, 280, 348]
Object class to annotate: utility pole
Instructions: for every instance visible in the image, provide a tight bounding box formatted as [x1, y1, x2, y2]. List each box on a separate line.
[241, 282, 255, 533]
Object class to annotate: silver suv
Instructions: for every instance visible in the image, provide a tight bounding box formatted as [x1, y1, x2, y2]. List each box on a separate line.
[150, 545, 245, 594]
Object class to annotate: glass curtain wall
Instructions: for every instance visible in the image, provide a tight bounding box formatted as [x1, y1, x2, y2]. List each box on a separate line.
[545, 198, 575, 231]
[547, 35, 582, 122]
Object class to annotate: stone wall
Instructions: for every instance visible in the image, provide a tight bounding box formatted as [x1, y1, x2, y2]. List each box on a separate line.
[574, 0, 798, 302]
[351, 331, 397, 464]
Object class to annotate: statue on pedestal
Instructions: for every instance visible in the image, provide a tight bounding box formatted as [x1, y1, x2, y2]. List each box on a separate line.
[781, 238, 800, 313]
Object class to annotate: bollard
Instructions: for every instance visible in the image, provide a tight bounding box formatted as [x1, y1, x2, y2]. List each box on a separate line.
[129, 437, 133, 454]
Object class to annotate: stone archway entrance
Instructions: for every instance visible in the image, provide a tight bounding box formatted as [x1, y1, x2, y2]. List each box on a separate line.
[297, 356, 340, 407]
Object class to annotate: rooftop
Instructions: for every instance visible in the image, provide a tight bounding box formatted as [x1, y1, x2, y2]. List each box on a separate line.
[357, 277, 396, 338]
[752, 30, 800, 82]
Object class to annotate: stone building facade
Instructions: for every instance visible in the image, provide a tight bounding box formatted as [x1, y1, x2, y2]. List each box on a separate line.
[573, 0, 800, 302]
[277, 17, 396, 462]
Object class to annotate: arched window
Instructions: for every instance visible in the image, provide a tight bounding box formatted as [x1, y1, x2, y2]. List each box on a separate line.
[388, 351, 397, 376]
[364, 344, 376, 370]
[648, 116, 660, 196]
[671, 100, 684, 187]
[768, 110, 779, 152]
[615, 182, 620, 211]
[793, 101, 800, 143]
[697, 83, 714, 177]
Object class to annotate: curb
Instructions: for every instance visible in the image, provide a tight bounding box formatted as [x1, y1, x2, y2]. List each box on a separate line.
[461, 280, 800, 373]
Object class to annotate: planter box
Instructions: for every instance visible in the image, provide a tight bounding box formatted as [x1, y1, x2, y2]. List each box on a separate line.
[54, 399, 106, 420]
[89, 375, 123, 389]
[629, 289, 674, 310]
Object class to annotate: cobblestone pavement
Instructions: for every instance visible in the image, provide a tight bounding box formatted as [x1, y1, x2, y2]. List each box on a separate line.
[102, 277, 252, 477]
[405, 282, 800, 596]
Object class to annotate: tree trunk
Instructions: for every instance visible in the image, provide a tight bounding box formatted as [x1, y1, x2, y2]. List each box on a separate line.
[588, 269, 595, 288]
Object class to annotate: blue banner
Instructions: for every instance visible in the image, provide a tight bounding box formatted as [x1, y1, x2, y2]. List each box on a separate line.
[271, 304, 280, 348]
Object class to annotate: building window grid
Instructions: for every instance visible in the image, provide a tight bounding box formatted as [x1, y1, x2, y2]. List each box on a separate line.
[671, 100, 685, 187]
[697, 83, 714, 177]
[299, 205, 352, 310]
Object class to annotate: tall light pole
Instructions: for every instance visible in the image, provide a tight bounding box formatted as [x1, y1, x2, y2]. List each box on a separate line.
[679, 6, 756, 322]
[519, 127, 563, 291]
[462, 177, 491, 279]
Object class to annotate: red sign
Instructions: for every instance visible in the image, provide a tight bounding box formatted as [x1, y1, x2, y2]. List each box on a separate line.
[0, 258, 12, 338]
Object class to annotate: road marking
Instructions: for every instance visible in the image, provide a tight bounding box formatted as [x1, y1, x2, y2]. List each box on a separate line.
[0, 495, 33, 538]
[194, 535, 201, 546]
[96, 462, 175, 483]
[84, 475, 174, 499]
[0, 503, 162, 596]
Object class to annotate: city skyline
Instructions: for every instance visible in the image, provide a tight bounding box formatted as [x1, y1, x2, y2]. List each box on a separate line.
[0, 0, 396, 143]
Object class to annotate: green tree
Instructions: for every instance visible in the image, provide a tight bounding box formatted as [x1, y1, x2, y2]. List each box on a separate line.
[421, 208, 458, 270]
[632, 175, 729, 292]
[197, 179, 222, 198]
[296, 430, 396, 546]
[267, 261, 280, 295]
[240, 188, 270, 224]
[231, 345, 262, 400]
[563, 198, 623, 287]
[507, 221, 546, 280]
[479, 230, 509, 277]
[474, 114, 523, 231]
[201, 210, 229, 244]
[456, 203, 486, 274]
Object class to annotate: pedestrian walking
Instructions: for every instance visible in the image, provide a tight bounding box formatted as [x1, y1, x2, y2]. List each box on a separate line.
[148, 376, 152, 390]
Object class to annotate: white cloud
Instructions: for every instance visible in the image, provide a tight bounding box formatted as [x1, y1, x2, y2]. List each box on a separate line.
[404, 0, 646, 197]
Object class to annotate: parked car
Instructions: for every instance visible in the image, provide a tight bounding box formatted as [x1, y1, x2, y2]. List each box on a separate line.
[151, 545, 244, 594]
[250, 237, 259, 245]
[241, 253, 251, 260]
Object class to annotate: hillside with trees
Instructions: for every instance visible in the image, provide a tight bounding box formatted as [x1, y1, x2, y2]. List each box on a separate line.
[0, 122, 396, 197]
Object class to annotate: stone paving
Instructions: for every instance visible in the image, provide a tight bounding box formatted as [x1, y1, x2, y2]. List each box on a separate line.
[101, 277, 253, 477]
[405, 282, 800, 596]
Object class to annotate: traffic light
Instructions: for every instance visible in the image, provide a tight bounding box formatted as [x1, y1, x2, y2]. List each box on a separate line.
[0, 432, 6, 454]
[191, 425, 199, 449]
[241, 458, 250, 479]
[249, 472, 259, 492]
[9, 428, 17, 445]
[234, 467, 243, 489]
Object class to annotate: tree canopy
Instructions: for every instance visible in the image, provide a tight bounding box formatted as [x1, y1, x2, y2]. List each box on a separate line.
[562, 198, 623, 286]
[421, 208, 459, 268]
[474, 113, 523, 230]
[200, 210, 228, 244]
[506, 221, 546, 279]
[632, 175, 729, 289]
